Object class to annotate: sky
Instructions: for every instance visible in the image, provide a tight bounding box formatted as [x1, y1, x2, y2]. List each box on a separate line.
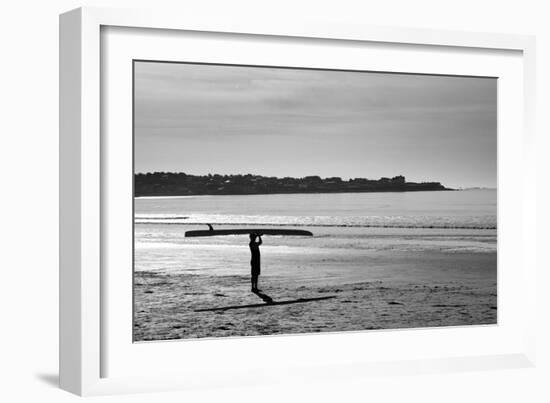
[134, 61, 497, 189]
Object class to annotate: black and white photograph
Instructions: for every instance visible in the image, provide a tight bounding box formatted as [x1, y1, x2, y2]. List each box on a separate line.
[133, 61, 497, 342]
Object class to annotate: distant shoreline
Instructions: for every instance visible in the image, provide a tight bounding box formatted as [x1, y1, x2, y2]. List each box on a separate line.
[135, 172, 453, 197]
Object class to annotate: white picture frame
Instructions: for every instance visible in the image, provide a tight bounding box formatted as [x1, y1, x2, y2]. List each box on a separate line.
[59, 6, 537, 396]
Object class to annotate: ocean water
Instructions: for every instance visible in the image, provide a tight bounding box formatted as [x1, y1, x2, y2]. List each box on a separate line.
[135, 189, 496, 229]
[134, 190, 497, 280]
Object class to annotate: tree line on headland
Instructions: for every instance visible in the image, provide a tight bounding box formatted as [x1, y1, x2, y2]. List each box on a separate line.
[134, 172, 451, 196]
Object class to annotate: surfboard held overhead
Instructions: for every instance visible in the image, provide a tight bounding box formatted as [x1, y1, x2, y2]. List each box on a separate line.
[185, 228, 313, 237]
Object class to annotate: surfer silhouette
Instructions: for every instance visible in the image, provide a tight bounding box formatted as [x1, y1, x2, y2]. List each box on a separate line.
[249, 233, 262, 292]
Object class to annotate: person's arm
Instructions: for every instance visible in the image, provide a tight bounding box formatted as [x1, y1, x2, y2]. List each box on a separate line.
[257, 235, 262, 246]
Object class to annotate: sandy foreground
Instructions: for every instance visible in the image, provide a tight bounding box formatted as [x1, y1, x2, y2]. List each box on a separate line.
[134, 250, 496, 341]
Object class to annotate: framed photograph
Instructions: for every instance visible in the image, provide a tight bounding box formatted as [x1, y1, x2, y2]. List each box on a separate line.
[60, 7, 537, 396]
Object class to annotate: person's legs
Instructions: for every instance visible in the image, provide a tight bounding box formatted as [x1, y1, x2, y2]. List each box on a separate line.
[251, 261, 260, 291]
[251, 261, 255, 291]
[254, 263, 261, 291]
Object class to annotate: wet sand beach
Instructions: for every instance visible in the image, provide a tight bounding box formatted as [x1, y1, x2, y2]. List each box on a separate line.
[134, 247, 496, 341]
